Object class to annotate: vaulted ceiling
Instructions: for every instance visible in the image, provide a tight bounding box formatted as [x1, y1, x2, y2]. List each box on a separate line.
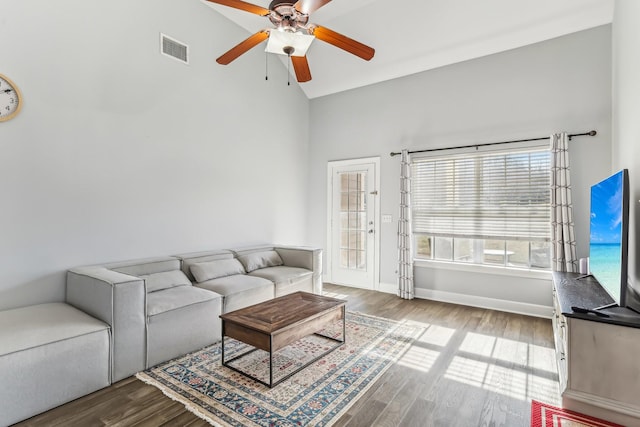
[204, 0, 614, 99]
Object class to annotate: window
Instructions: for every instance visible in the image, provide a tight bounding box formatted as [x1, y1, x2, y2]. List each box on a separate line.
[411, 146, 551, 269]
[339, 172, 367, 270]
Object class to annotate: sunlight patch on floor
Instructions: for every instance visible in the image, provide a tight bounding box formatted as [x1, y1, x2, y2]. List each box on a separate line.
[459, 332, 497, 358]
[459, 332, 557, 374]
[416, 324, 456, 347]
[397, 345, 440, 373]
[445, 356, 489, 388]
[528, 373, 561, 405]
[322, 291, 350, 300]
[444, 355, 560, 402]
[483, 362, 528, 400]
[528, 343, 557, 373]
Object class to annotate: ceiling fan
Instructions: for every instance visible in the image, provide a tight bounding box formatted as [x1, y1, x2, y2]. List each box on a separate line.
[207, 0, 375, 83]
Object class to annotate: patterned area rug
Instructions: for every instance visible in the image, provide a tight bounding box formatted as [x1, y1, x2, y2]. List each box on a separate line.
[137, 312, 424, 427]
[531, 400, 625, 427]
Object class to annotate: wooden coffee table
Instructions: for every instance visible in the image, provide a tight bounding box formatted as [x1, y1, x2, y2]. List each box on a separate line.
[220, 291, 346, 388]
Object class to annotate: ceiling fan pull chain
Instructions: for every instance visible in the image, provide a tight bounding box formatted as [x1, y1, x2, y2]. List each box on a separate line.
[265, 51, 269, 81]
[287, 54, 291, 86]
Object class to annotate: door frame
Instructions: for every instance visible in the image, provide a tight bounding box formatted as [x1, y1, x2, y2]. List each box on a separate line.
[326, 157, 381, 290]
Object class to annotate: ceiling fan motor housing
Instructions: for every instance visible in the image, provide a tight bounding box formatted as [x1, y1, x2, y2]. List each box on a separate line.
[269, 1, 309, 33]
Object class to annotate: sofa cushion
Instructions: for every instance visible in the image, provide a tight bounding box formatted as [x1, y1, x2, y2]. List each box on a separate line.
[195, 275, 274, 313]
[237, 250, 284, 273]
[248, 266, 313, 286]
[190, 259, 246, 283]
[146, 286, 219, 317]
[0, 302, 109, 356]
[176, 250, 235, 281]
[140, 270, 191, 293]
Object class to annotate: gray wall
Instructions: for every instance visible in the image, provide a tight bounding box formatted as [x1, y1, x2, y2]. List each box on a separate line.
[0, 0, 310, 310]
[613, 0, 640, 296]
[0, 3, 618, 314]
[308, 26, 612, 310]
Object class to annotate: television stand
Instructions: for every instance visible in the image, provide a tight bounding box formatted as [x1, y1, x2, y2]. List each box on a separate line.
[552, 272, 640, 426]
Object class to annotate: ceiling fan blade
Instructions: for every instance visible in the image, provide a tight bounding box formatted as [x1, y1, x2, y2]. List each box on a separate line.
[294, 0, 332, 14]
[311, 25, 375, 61]
[204, 0, 270, 16]
[216, 31, 269, 65]
[291, 55, 312, 82]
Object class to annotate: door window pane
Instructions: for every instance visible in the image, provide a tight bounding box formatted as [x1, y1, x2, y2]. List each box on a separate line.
[338, 172, 367, 270]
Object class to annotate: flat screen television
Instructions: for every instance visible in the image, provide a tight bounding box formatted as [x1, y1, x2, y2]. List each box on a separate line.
[588, 169, 630, 308]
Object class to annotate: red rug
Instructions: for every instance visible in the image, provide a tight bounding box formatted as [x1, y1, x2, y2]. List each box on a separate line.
[531, 400, 625, 427]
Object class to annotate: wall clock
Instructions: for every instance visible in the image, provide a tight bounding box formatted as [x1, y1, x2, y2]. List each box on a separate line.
[0, 74, 23, 122]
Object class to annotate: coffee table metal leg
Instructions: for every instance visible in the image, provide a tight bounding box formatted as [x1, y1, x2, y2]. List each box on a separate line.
[221, 321, 225, 365]
[269, 336, 273, 388]
[341, 305, 346, 343]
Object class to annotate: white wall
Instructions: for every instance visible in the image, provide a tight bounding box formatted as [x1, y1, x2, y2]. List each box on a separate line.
[612, 0, 640, 296]
[308, 26, 612, 312]
[0, 0, 310, 310]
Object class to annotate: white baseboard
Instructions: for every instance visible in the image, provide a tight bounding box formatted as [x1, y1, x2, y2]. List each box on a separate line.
[376, 282, 552, 318]
[415, 288, 552, 318]
[564, 389, 640, 422]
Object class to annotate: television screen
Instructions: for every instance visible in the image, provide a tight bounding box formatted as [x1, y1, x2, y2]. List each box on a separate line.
[589, 169, 629, 307]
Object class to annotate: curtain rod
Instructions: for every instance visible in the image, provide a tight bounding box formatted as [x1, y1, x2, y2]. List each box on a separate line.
[389, 130, 597, 157]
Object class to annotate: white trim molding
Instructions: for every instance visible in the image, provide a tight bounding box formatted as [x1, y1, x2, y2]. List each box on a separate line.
[414, 288, 552, 318]
[377, 281, 552, 318]
[563, 389, 640, 425]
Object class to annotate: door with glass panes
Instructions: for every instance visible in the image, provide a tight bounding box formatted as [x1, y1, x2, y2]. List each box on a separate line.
[329, 161, 377, 289]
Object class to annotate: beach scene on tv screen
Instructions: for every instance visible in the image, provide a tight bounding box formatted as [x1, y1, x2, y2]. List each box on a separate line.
[589, 171, 623, 302]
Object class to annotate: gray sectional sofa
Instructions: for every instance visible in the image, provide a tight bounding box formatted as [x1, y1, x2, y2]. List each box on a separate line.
[0, 244, 321, 427]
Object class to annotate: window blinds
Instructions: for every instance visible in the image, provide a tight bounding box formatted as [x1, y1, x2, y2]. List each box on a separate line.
[411, 147, 551, 241]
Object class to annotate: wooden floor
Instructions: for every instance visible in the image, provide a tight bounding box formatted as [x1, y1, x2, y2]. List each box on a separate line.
[16, 284, 559, 427]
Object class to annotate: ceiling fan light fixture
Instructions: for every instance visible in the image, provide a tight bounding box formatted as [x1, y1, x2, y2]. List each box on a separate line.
[265, 30, 315, 57]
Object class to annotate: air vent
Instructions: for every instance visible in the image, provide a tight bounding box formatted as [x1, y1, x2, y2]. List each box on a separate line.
[160, 33, 189, 65]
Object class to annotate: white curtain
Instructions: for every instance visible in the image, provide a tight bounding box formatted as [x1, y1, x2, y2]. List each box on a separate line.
[398, 149, 414, 299]
[550, 133, 578, 272]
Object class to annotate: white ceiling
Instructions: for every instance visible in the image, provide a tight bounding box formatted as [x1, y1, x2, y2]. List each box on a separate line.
[204, 0, 614, 99]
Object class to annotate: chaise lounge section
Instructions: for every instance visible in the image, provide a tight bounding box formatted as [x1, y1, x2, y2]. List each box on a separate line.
[0, 303, 110, 427]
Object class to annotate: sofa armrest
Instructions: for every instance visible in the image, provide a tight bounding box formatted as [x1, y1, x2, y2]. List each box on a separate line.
[275, 246, 323, 294]
[66, 267, 146, 382]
